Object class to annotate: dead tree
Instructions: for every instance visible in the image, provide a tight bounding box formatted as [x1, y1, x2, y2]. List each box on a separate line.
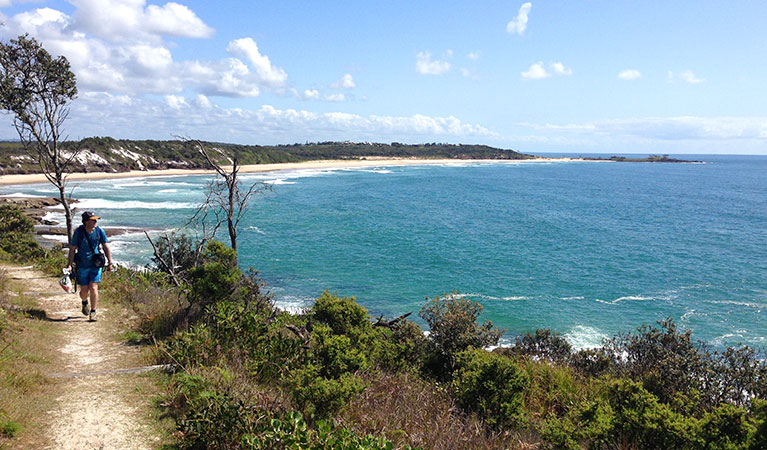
[189, 139, 271, 262]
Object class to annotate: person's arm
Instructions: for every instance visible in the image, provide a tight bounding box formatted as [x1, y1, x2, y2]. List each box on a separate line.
[103, 242, 113, 271]
[66, 245, 76, 272]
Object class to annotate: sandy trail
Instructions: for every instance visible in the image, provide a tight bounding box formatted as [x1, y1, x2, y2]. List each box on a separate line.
[3, 265, 160, 449]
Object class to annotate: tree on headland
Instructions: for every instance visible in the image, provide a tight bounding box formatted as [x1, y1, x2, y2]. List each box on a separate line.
[188, 139, 271, 262]
[0, 34, 79, 241]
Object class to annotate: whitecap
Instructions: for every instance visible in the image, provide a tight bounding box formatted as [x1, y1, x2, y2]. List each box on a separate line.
[705, 300, 763, 309]
[245, 226, 266, 234]
[273, 295, 311, 314]
[564, 325, 607, 350]
[0, 192, 49, 198]
[52, 199, 197, 210]
[158, 189, 178, 193]
[561, 296, 584, 301]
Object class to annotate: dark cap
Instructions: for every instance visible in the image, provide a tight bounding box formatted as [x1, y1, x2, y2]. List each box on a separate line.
[81, 211, 100, 222]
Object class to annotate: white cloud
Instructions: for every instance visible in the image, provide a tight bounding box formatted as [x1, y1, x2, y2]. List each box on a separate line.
[618, 69, 642, 80]
[0, 0, 13, 7]
[506, 2, 532, 35]
[522, 61, 571, 80]
[324, 93, 346, 102]
[226, 38, 288, 86]
[1, 4, 289, 98]
[518, 116, 767, 141]
[164, 94, 188, 109]
[521, 62, 549, 80]
[678, 70, 704, 84]
[69, 0, 212, 42]
[23, 95, 497, 144]
[416, 51, 451, 75]
[331, 73, 356, 89]
[194, 94, 213, 109]
[303, 89, 320, 100]
[145, 2, 215, 38]
[550, 62, 572, 76]
[467, 51, 480, 60]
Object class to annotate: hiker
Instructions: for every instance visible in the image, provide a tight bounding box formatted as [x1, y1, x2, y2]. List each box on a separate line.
[66, 211, 114, 321]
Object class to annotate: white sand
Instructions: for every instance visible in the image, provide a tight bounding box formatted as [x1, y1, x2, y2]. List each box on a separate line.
[0, 157, 579, 186]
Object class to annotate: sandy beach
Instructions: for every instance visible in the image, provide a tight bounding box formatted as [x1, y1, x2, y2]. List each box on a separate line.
[0, 157, 577, 186]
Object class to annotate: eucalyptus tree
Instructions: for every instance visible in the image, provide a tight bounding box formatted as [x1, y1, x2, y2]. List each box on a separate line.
[0, 34, 79, 240]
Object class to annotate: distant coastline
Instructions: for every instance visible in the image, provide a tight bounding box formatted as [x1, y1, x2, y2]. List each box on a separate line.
[0, 156, 580, 186]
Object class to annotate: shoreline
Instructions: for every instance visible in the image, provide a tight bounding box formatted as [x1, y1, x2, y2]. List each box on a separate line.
[0, 157, 579, 186]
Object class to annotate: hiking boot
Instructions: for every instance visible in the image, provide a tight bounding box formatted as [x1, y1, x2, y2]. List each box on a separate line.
[89, 309, 97, 322]
[81, 302, 89, 316]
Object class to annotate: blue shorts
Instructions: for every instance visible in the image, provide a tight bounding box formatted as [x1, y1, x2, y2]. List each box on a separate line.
[76, 266, 102, 286]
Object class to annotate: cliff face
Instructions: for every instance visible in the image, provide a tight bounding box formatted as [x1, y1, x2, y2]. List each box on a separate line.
[0, 138, 532, 175]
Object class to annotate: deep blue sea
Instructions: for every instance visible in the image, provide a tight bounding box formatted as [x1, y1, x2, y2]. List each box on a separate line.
[3, 154, 765, 349]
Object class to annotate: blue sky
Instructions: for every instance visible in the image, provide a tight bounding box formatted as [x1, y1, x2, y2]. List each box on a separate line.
[1, 1, 766, 154]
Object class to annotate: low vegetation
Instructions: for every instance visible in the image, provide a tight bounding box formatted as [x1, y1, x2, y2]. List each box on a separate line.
[1, 204, 765, 449]
[0, 138, 534, 174]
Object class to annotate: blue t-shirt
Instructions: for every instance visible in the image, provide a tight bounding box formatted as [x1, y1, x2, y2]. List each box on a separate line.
[71, 225, 108, 268]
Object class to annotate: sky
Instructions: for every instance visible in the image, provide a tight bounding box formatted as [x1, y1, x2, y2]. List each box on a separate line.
[1, 1, 766, 155]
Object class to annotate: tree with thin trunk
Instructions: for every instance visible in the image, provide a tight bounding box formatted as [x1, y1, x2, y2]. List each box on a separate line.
[0, 34, 79, 241]
[189, 139, 271, 263]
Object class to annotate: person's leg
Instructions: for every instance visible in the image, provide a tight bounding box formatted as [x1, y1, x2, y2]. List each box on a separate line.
[77, 268, 91, 315]
[88, 282, 99, 311]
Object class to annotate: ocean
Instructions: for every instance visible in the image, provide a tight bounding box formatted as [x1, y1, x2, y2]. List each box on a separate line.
[2, 154, 765, 350]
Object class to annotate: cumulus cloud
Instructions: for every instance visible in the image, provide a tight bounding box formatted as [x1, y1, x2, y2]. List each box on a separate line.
[618, 69, 642, 80]
[226, 38, 288, 86]
[521, 62, 549, 80]
[164, 94, 188, 109]
[550, 62, 572, 76]
[416, 51, 451, 75]
[467, 51, 480, 60]
[522, 61, 571, 80]
[331, 73, 356, 89]
[23, 94, 497, 143]
[506, 2, 532, 35]
[1, 4, 289, 98]
[145, 2, 215, 38]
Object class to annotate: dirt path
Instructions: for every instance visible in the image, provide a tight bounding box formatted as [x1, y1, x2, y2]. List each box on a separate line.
[3, 265, 164, 449]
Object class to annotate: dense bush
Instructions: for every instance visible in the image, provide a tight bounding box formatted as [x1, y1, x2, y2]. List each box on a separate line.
[452, 348, 528, 428]
[419, 292, 503, 376]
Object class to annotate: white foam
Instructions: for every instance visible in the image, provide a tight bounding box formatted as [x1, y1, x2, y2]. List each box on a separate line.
[565, 325, 607, 350]
[158, 189, 178, 193]
[705, 300, 763, 309]
[561, 296, 584, 300]
[245, 226, 266, 234]
[464, 292, 529, 302]
[53, 198, 197, 210]
[40, 234, 69, 243]
[273, 295, 311, 314]
[0, 192, 49, 198]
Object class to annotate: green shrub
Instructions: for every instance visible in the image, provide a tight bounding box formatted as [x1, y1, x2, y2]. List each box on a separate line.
[241, 411, 399, 449]
[452, 348, 528, 428]
[187, 240, 241, 307]
[310, 290, 370, 337]
[289, 365, 366, 418]
[698, 403, 755, 450]
[511, 328, 573, 364]
[419, 292, 503, 375]
[605, 378, 698, 448]
[0, 204, 33, 234]
[751, 399, 767, 450]
[0, 419, 21, 437]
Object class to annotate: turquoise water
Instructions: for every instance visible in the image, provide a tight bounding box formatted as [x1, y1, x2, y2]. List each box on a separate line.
[3, 155, 765, 349]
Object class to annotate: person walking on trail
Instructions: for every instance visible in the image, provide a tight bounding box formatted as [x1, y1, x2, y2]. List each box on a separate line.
[66, 211, 114, 321]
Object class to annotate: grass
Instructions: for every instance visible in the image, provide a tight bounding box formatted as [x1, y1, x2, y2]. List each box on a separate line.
[0, 268, 61, 449]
